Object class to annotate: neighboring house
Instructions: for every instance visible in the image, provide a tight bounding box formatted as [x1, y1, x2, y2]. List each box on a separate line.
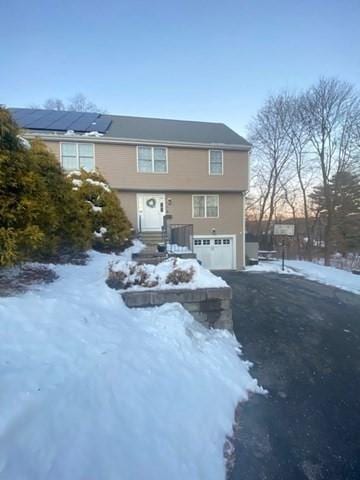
[10, 108, 251, 270]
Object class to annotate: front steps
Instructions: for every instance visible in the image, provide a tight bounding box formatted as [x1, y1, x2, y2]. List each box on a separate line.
[135, 230, 197, 264]
[138, 231, 167, 246]
[132, 246, 167, 265]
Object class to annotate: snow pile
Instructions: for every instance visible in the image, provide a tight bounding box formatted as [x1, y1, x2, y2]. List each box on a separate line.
[109, 257, 228, 290]
[94, 226, 107, 238]
[246, 260, 360, 295]
[17, 135, 31, 149]
[86, 200, 102, 213]
[85, 178, 111, 192]
[246, 262, 297, 275]
[167, 243, 192, 253]
[0, 244, 262, 480]
[71, 178, 83, 187]
[68, 175, 111, 193]
[83, 131, 104, 137]
[284, 260, 360, 295]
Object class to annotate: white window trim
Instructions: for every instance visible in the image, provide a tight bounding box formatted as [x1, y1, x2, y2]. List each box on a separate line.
[208, 149, 224, 176]
[60, 142, 95, 171]
[136, 146, 168, 174]
[192, 194, 220, 219]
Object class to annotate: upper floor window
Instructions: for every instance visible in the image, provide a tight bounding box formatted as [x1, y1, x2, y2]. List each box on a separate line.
[192, 195, 219, 218]
[137, 146, 168, 173]
[61, 143, 95, 171]
[209, 149, 223, 175]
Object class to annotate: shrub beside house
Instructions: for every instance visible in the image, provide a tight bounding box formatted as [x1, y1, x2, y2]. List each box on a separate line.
[67, 170, 132, 253]
[0, 107, 131, 266]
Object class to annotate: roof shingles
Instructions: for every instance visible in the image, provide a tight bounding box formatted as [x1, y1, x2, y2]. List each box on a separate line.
[9, 108, 250, 147]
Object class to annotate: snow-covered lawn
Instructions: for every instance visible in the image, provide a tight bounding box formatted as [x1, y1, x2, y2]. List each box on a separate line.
[0, 243, 262, 480]
[246, 260, 360, 295]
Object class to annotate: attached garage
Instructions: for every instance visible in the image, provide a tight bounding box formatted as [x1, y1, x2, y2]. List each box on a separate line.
[193, 235, 236, 270]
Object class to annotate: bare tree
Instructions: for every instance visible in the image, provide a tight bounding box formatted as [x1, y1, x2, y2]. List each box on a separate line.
[301, 78, 360, 264]
[248, 93, 294, 244]
[43, 98, 65, 111]
[30, 94, 105, 113]
[286, 95, 317, 259]
[67, 93, 102, 113]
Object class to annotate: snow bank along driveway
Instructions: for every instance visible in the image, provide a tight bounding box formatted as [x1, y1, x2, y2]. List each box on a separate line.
[247, 260, 360, 295]
[0, 244, 263, 480]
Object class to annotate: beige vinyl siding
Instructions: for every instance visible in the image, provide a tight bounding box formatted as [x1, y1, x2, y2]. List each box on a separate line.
[116, 191, 245, 269]
[42, 139, 247, 268]
[43, 141, 249, 192]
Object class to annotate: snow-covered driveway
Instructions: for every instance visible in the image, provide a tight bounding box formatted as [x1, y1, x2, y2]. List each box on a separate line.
[221, 269, 360, 480]
[0, 247, 262, 480]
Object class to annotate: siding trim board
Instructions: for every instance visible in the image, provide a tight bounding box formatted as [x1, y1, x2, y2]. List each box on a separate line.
[24, 133, 251, 151]
[114, 187, 247, 193]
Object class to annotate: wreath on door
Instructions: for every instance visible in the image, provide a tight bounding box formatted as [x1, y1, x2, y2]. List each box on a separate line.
[146, 198, 156, 208]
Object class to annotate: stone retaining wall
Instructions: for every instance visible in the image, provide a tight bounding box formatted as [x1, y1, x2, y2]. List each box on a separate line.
[121, 287, 232, 331]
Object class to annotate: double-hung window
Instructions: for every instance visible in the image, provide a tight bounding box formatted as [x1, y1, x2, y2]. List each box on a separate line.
[137, 146, 167, 173]
[193, 195, 219, 218]
[209, 149, 223, 175]
[60, 143, 95, 171]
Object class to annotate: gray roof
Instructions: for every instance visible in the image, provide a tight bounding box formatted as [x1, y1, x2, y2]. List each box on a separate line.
[102, 114, 250, 146]
[9, 107, 250, 147]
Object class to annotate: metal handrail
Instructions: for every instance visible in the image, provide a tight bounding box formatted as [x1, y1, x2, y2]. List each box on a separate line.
[168, 224, 193, 252]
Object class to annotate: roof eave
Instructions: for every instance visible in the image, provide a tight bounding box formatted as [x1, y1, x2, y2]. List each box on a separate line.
[23, 131, 252, 151]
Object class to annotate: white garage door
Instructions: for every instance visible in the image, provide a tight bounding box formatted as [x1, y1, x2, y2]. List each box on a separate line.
[193, 237, 235, 270]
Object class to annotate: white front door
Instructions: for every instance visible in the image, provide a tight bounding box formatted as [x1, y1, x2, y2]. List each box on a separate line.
[137, 194, 165, 231]
[193, 236, 235, 270]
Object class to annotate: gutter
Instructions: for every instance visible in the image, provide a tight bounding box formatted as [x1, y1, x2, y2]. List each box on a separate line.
[114, 187, 248, 193]
[23, 131, 252, 152]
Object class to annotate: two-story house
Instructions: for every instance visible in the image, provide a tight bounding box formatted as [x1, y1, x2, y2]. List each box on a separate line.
[10, 108, 251, 270]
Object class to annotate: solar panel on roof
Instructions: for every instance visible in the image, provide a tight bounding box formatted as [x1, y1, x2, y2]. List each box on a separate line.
[26, 111, 65, 130]
[23, 110, 57, 127]
[68, 113, 98, 132]
[47, 112, 84, 131]
[85, 117, 112, 133]
[10, 109, 39, 126]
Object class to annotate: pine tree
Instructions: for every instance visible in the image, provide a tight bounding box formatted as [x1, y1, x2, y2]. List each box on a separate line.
[311, 171, 360, 254]
[332, 172, 360, 253]
[0, 109, 50, 265]
[0, 107, 93, 266]
[29, 140, 92, 259]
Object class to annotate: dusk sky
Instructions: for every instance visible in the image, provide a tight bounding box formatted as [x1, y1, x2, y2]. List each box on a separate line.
[1, 0, 360, 135]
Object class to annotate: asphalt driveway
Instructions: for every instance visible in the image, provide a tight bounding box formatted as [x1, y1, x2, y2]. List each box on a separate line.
[220, 271, 360, 480]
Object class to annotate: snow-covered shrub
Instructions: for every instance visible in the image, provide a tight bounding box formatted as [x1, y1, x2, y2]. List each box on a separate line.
[106, 268, 128, 290]
[68, 170, 132, 253]
[165, 266, 195, 285]
[107, 261, 159, 289]
[106, 257, 226, 291]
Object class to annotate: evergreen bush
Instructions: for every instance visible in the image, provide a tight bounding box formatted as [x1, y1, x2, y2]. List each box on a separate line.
[0, 107, 92, 266]
[67, 170, 132, 252]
